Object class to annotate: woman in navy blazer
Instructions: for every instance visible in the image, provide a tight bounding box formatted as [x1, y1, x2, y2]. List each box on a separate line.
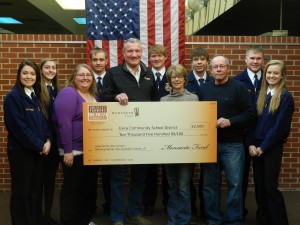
[4, 59, 51, 225]
[40, 58, 60, 225]
[248, 60, 294, 225]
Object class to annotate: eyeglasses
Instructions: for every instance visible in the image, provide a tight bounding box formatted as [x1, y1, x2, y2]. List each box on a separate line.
[171, 76, 185, 80]
[211, 64, 228, 70]
[76, 73, 92, 78]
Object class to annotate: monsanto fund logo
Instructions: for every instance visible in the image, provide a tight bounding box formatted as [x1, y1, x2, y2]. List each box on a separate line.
[134, 107, 139, 117]
[88, 105, 108, 121]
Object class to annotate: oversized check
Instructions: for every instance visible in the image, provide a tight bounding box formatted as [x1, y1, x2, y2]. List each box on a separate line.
[83, 102, 217, 165]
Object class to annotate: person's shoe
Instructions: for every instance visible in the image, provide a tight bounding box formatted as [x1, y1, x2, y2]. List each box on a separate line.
[125, 215, 152, 225]
[89, 222, 97, 225]
[103, 203, 111, 215]
[189, 215, 197, 225]
[112, 221, 123, 225]
[143, 205, 154, 216]
[43, 217, 60, 225]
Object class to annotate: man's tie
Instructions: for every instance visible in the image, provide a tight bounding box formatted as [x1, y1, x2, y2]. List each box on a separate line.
[156, 72, 161, 90]
[254, 74, 258, 89]
[97, 77, 102, 93]
[198, 78, 205, 86]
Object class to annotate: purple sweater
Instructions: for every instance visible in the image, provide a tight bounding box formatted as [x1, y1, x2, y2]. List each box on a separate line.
[53, 87, 95, 154]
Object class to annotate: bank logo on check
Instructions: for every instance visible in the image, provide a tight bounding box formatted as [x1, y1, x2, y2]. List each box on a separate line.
[88, 105, 108, 121]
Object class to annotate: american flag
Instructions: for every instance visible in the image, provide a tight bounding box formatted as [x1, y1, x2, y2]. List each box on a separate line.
[85, 0, 185, 68]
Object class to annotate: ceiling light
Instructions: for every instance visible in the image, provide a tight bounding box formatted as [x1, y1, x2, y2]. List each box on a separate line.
[73, 18, 86, 24]
[0, 17, 22, 24]
[55, 0, 85, 10]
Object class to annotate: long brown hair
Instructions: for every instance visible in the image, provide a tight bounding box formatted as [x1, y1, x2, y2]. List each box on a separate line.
[15, 59, 48, 118]
[40, 59, 60, 113]
[256, 60, 286, 115]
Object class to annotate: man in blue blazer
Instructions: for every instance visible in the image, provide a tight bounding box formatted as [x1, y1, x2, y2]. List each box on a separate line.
[186, 48, 213, 223]
[234, 45, 265, 220]
[186, 48, 213, 99]
[143, 44, 169, 216]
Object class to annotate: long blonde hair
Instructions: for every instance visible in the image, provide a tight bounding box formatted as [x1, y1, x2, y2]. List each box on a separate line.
[257, 60, 286, 115]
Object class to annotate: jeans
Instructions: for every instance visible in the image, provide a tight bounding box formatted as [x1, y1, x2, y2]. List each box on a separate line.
[202, 142, 244, 225]
[165, 163, 194, 225]
[110, 165, 147, 222]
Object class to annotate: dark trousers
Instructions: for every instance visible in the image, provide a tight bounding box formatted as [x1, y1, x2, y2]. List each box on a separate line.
[90, 165, 111, 214]
[242, 143, 252, 215]
[142, 164, 160, 207]
[43, 146, 60, 219]
[8, 147, 44, 225]
[253, 143, 289, 225]
[60, 155, 97, 225]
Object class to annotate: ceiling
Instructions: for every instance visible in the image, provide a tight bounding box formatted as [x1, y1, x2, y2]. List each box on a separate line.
[0, 0, 299, 36]
[195, 0, 300, 36]
[0, 0, 85, 34]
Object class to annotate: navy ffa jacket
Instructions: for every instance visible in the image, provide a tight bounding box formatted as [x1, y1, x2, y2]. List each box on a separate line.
[100, 62, 158, 102]
[186, 71, 214, 99]
[234, 69, 263, 106]
[254, 90, 294, 152]
[4, 86, 51, 153]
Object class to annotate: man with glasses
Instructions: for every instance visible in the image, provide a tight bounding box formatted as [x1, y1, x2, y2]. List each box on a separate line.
[199, 55, 253, 225]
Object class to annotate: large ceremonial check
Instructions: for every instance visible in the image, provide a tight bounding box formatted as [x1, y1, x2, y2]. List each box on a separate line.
[83, 102, 217, 165]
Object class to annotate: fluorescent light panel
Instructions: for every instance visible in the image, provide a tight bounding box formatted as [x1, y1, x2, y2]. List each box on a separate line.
[73, 18, 86, 24]
[0, 17, 22, 24]
[55, 0, 85, 10]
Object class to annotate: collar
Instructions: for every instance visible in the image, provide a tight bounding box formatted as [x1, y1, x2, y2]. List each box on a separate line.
[93, 71, 106, 80]
[267, 87, 275, 96]
[247, 69, 262, 81]
[193, 71, 207, 81]
[24, 87, 34, 98]
[152, 67, 166, 76]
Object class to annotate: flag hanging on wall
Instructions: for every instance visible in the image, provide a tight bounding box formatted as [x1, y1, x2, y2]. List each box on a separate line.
[85, 0, 185, 68]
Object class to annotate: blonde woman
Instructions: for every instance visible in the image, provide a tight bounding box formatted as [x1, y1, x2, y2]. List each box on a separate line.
[53, 64, 98, 225]
[248, 60, 294, 225]
[161, 64, 198, 225]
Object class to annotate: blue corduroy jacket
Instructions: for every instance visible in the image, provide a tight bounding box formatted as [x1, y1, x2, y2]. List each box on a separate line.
[4, 86, 51, 153]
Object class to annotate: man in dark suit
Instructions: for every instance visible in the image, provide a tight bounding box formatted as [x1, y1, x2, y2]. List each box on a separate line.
[142, 44, 169, 216]
[186, 47, 213, 224]
[234, 45, 265, 220]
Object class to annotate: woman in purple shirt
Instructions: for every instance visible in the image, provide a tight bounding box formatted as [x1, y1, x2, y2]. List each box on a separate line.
[53, 64, 98, 225]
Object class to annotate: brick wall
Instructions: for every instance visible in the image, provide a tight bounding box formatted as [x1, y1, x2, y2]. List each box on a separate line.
[0, 34, 299, 192]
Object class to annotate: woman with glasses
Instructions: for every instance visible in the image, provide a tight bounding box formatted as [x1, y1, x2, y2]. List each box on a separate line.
[53, 64, 99, 225]
[160, 64, 198, 225]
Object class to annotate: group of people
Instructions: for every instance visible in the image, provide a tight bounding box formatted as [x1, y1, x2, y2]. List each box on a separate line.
[3, 38, 294, 225]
